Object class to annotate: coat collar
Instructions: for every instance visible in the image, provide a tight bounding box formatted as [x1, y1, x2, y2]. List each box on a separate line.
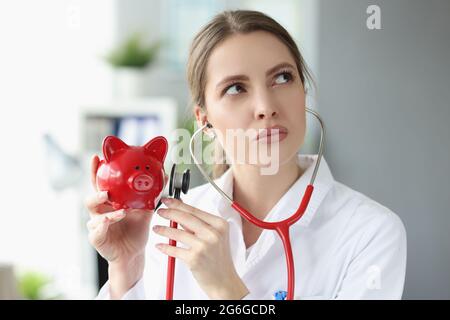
[208, 154, 335, 270]
[211, 154, 335, 228]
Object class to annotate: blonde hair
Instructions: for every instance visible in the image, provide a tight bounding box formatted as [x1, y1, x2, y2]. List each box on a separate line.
[186, 10, 312, 179]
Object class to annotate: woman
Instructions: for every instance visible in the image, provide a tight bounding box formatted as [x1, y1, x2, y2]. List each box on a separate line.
[86, 10, 407, 300]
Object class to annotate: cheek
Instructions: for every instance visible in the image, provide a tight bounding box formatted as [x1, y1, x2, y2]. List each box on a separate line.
[211, 105, 250, 133]
[294, 111, 306, 139]
[281, 90, 305, 124]
[205, 94, 248, 124]
[279, 89, 306, 144]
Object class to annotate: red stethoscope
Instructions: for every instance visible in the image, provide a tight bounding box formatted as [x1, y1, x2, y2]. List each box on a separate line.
[165, 108, 325, 300]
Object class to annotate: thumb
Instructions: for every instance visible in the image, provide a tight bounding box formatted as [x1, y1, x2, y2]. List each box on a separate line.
[164, 173, 169, 188]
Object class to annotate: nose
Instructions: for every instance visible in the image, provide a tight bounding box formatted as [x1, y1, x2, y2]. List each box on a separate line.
[131, 174, 154, 192]
[254, 89, 278, 120]
[257, 109, 277, 120]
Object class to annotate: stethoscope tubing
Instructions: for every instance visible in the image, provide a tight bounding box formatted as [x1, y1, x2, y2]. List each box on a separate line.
[165, 107, 325, 300]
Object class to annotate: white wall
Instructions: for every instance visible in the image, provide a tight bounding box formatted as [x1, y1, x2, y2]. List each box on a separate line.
[0, 0, 116, 298]
[317, 0, 450, 298]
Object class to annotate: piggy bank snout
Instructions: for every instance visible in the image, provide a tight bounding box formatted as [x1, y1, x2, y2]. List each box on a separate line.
[129, 174, 154, 192]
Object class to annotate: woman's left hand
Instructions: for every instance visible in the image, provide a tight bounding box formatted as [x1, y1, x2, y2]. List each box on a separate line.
[153, 197, 249, 300]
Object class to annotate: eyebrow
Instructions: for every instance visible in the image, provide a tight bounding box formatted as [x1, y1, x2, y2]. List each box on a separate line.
[215, 62, 296, 90]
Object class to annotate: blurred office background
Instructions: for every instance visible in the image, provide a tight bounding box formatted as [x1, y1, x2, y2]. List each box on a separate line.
[0, 0, 448, 299]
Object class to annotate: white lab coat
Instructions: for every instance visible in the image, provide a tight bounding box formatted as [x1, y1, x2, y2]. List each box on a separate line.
[96, 154, 407, 300]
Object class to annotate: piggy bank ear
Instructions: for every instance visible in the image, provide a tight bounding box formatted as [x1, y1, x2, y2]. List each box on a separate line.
[144, 136, 168, 163]
[103, 136, 129, 162]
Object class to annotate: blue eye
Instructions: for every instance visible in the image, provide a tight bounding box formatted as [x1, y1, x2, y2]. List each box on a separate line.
[222, 71, 293, 97]
[274, 71, 293, 85]
[224, 83, 244, 96]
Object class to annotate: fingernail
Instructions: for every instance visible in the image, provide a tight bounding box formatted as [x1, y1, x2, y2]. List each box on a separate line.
[161, 198, 173, 205]
[152, 225, 160, 231]
[155, 243, 163, 249]
[115, 210, 125, 216]
[98, 191, 108, 201]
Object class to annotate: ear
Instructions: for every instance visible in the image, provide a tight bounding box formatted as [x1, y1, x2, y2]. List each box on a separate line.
[103, 136, 129, 162]
[194, 105, 212, 134]
[143, 136, 168, 163]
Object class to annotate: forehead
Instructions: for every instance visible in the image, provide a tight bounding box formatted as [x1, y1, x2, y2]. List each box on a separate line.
[205, 31, 295, 85]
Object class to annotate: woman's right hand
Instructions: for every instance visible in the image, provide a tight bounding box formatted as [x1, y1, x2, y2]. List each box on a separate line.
[85, 154, 154, 264]
[85, 155, 166, 298]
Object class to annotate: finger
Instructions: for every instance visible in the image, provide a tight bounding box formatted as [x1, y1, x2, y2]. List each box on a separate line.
[157, 208, 216, 241]
[90, 154, 100, 191]
[86, 209, 126, 230]
[164, 174, 169, 188]
[178, 223, 195, 234]
[152, 225, 200, 248]
[162, 198, 223, 229]
[85, 191, 112, 215]
[155, 243, 190, 262]
[89, 215, 112, 248]
[157, 206, 194, 234]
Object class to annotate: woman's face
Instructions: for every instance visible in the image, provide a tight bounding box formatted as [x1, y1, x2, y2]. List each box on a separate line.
[198, 30, 306, 171]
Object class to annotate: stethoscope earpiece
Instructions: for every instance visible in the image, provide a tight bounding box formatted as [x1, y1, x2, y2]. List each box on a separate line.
[204, 122, 215, 139]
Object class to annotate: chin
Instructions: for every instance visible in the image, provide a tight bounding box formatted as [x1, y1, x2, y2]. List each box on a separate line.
[250, 142, 299, 172]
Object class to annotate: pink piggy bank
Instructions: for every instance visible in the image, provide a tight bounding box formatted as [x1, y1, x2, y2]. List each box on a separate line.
[95, 135, 168, 211]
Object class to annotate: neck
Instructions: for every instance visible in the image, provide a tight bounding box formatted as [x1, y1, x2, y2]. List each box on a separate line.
[231, 155, 304, 220]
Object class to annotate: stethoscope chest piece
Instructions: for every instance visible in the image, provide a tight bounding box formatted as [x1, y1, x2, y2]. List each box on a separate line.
[169, 164, 190, 200]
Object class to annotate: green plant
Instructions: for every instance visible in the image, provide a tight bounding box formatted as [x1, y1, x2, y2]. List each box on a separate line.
[176, 117, 214, 174]
[17, 270, 61, 300]
[104, 32, 162, 69]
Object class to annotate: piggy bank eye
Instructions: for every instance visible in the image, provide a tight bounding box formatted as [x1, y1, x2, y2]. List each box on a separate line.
[135, 166, 140, 170]
[145, 165, 150, 170]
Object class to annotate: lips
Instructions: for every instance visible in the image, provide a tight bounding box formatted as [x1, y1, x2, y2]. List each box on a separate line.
[255, 125, 288, 143]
